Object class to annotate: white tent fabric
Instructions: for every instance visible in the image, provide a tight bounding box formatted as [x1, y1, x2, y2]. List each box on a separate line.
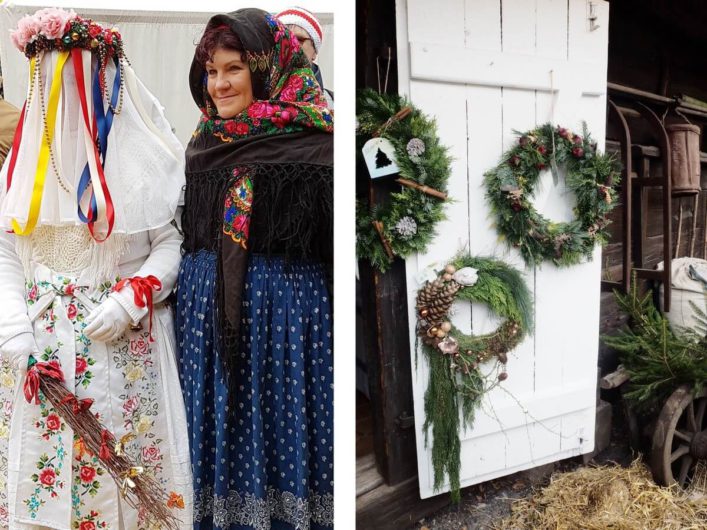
[0, 4, 334, 147]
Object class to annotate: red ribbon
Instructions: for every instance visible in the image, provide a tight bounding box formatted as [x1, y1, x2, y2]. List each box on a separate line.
[113, 275, 162, 341]
[59, 394, 94, 414]
[71, 49, 115, 242]
[5, 100, 27, 193]
[23, 369, 40, 404]
[23, 361, 65, 404]
[99, 429, 113, 461]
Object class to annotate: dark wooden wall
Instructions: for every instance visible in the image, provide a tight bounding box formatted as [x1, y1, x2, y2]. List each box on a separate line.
[600, 0, 707, 370]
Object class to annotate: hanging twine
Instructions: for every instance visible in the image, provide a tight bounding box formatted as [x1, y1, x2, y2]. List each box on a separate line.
[373, 106, 412, 137]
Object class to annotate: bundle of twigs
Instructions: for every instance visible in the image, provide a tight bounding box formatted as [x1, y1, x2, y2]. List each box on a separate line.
[24, 357, 180, 529]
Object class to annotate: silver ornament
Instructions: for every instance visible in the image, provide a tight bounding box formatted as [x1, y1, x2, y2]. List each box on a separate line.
[406, 138, 426, 158]
[395, 216, 418, 239]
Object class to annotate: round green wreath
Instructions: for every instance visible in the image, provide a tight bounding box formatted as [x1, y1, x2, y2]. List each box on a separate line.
[484, 123, 620, 267]
[356, 89, 452, 272]
[416, 254, 533, 501]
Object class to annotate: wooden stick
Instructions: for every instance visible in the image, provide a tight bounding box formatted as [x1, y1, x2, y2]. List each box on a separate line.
[372, 220, 395, 260]
[373, 107, 413, 137]
[396, 178, 448, 200]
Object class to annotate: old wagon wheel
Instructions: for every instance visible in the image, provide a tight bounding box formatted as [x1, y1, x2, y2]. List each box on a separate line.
[651, 384, 707, 488]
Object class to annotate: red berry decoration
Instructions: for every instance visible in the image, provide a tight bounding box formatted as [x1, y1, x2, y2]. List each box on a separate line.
[484, 122, 620, 266]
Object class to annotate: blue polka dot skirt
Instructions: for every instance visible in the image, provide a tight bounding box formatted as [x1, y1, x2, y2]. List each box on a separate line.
[176, 251, 333, 530]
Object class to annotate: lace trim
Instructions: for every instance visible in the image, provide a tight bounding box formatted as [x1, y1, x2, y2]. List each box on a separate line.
[193, 486, 333, 530]
[15, 225, 132, 288]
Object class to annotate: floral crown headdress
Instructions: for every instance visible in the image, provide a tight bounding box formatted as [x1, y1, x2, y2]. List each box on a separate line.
[10, 8, 124, 60]
[6, 7, 128, 242]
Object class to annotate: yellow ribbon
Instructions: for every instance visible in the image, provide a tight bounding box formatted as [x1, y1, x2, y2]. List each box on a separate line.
[114, 431, 137, 456]
[12, 51, 69, 236]
[120, 465, 144, 497]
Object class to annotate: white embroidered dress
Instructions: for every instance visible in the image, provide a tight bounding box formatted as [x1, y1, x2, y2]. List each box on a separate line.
[0, 44, 192, 530]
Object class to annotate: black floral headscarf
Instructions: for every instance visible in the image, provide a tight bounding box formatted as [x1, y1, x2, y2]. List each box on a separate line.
[189, 8, 333, 141]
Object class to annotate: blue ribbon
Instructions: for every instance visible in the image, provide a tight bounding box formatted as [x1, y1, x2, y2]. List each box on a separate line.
[76, 56, 121, 224]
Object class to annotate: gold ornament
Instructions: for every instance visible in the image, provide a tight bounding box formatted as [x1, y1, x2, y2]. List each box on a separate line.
[420, 308, 429, 318]
[91, 39, 99, 48]
[440, 321, 452, 332]
[71, 32, 80, 41]
[427, 326, 439, 337]
[442, 273, 453, 281]
[445, 264, 456, 274]
[435, 328, 447, 338]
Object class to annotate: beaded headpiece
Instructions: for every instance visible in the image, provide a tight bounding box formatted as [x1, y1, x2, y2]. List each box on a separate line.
[11, 8, 124, 60]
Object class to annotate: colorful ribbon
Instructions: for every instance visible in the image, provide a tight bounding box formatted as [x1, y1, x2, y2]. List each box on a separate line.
[71, 49, 115, 241]
[113, 275, 162, 341]
[76, 53, 120, 232]
[59, 394, 94, 414]
[99, 429, 114, 461]
[23, 359, 65, 404]
[12, 52, 69, 235]
[120, 466, 144, 497]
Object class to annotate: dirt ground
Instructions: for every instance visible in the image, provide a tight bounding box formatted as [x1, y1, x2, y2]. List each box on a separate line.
[411, 403, 635, 530]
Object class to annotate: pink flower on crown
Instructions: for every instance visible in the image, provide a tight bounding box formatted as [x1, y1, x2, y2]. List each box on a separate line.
[35, 7, 76, 40]
[10, 15, 41, 52]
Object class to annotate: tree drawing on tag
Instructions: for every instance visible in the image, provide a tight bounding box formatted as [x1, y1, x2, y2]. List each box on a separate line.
[375, 148, 392, 168]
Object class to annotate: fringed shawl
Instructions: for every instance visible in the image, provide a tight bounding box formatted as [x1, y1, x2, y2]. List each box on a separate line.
[184, 8, 333, 393]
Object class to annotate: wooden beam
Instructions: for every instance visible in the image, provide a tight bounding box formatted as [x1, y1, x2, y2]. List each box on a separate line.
[410, 42, 605, 95]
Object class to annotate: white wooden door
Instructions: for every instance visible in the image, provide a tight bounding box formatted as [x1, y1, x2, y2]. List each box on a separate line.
[397, 0, 611, 498]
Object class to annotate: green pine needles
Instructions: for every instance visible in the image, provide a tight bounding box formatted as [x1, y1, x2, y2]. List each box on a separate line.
[603, 280, 707, 411]
[356, 89, 452, 272]
[484, 123, 620, 267]
[417, 255, 532, 501]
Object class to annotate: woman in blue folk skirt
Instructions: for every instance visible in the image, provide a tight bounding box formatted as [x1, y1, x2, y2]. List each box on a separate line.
[175, 9, 333, 530]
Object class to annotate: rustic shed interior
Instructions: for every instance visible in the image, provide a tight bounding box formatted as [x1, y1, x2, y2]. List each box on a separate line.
[357, 0, 707, 524]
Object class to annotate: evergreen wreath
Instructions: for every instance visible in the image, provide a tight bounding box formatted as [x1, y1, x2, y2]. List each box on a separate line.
[357, 89, 452, 272]
[484, 123, 620, 267]
[416, 254, 533, 501]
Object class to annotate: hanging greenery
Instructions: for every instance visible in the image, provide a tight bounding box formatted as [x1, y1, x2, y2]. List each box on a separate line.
[603, 280, 707, 412]
[416, 254, 533, 501]
[356, 89, 452, 272]
[484, 123, 620, 267]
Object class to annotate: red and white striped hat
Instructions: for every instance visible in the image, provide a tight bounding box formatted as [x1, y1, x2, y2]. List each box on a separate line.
[275, 7, 323, 53]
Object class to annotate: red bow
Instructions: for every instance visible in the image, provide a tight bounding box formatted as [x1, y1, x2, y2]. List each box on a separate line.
[59, 394, 94, 414]
[113, 275, 162, 342]
[23, 362, 65, 404]
[99, 429, 114, 461]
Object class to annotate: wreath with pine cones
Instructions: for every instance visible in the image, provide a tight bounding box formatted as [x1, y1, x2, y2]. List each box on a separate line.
[484, 123, 620, 267]
[356, 88, 452, 272]
[416, 254, 533, 501]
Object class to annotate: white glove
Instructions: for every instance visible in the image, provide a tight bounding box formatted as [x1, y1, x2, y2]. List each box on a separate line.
[0, 332, 39, 372]
[84, 296, 133, 343]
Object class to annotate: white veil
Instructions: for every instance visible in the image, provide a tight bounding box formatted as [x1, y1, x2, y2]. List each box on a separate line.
[0, 48, 184, 236]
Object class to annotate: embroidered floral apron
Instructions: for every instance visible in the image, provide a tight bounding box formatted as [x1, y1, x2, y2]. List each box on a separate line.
[0, 264, 192, 530]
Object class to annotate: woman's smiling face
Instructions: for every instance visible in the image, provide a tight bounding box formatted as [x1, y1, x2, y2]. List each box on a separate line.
[206, 47, 254, 119]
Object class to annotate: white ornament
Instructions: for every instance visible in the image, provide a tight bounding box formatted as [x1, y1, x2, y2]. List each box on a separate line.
[453, 267, 479, 286]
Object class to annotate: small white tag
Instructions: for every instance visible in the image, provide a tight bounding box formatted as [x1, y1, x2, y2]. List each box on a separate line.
[362, 137, 400, 179]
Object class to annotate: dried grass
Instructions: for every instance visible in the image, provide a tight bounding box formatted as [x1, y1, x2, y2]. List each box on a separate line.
[496, 459, 707, 529]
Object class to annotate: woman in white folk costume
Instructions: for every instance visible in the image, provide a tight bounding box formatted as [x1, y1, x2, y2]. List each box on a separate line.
[0, 8, 192, 529]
